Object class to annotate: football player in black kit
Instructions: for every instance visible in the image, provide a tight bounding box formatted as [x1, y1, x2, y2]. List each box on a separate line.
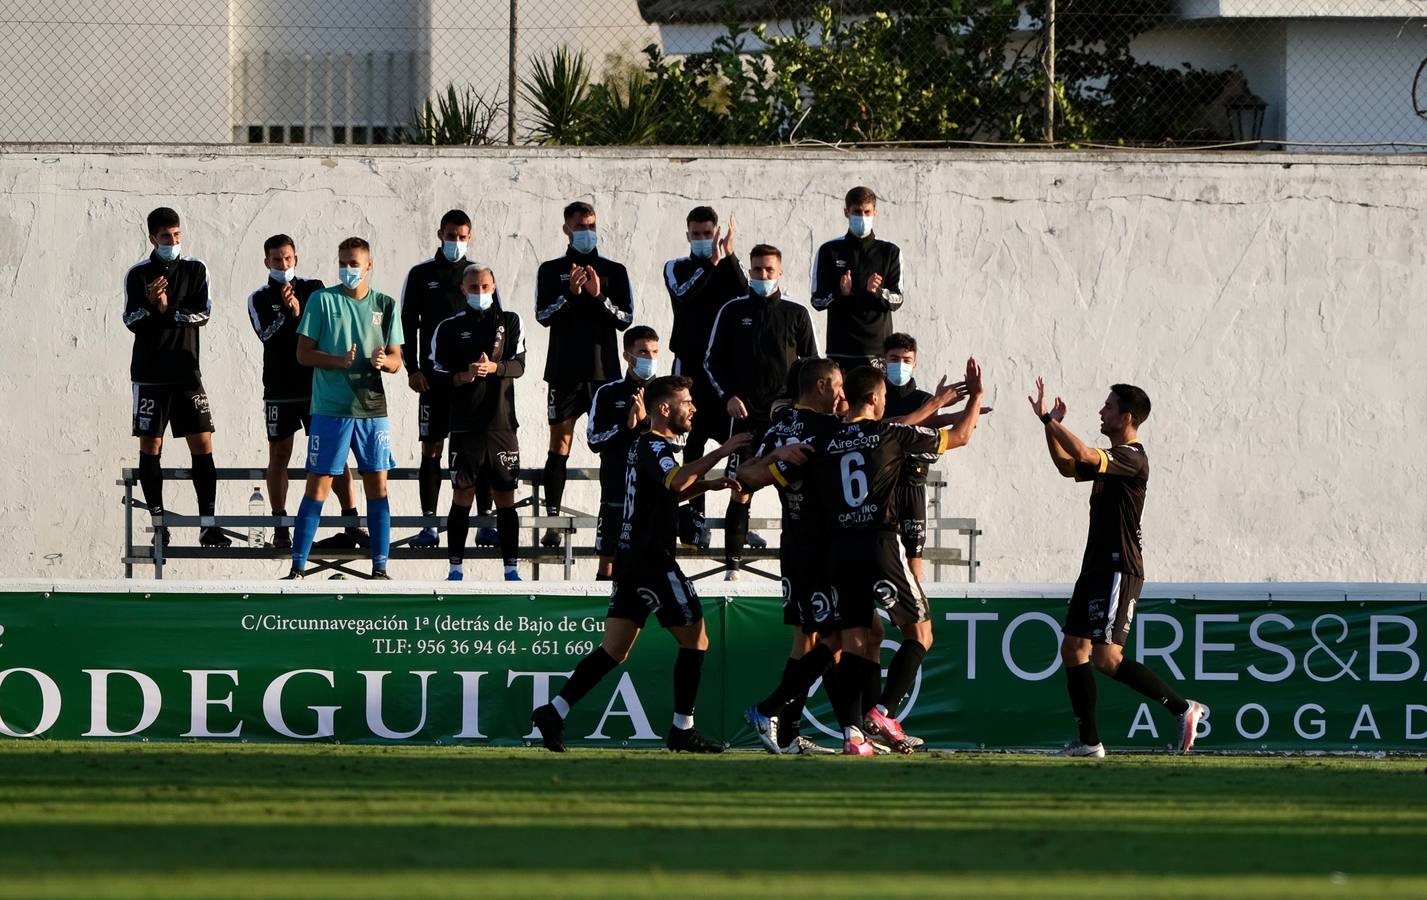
[122, 206, 227, 549]
[535, 201, 635, 550]
[664, 206, 746, 548]
[587, 326, 660, 580]
[811, 186, 903, 370]
[1029, 378, 1208, 756]
[429, 264, 526, 582]
[529, 376, 754, 753]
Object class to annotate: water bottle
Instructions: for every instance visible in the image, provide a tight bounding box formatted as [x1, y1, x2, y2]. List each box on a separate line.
[248, 486, 266, 547]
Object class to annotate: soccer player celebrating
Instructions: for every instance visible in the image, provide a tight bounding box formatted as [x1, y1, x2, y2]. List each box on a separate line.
[1028, 378, 1208, 756]
[811, 186, 903, 370]
[285, 238, 403, 580]
[587, 326, 659, 580]
[401, 210, 481, 549]
[807, 362, 983, 754]
[535, 201, 635, 550]
[663, 206, 747, 547]
[430, 264, 526, 582]
[530, 376, 750, 753]
[247, 234, 363, 550]
[704, 243, 818, 578]
[122, 206, 227, 548]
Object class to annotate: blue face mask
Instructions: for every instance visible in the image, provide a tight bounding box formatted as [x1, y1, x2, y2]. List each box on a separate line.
[338, 266, 364, 290]
[886, 361, 913, 387]
[466, 291, 494, 312]
[848, 214, 875, 238]
[269, 267, 296, 284]
[749, 278, 778, 297]
[631, 356, 656, 380]
[570, 230, 598, 254]
[155, 243, 180, 262]
[442, 240, 467, 262]
[690, 238, 714, 259]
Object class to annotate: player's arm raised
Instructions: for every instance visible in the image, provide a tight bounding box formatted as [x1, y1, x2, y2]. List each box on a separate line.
[1029, 376, 1083, 477]
[736, 441, 814, 492]
[667, 431, 752, 497]
[940, 357, 985, 451]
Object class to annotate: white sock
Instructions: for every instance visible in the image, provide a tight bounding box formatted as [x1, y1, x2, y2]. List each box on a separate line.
[844, 725, 863, 743]
[875, 704, 889, 716]
[449, 563, 463, 576]
[552, 696, 570, 719]
[672, 713, 694, 731]
[504, 564, 518, 576]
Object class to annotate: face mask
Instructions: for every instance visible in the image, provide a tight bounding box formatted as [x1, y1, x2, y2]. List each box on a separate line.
[155, 243, 180, 262]
[848, 214, 874, 238]
[749, 278, 778, 297]
[466, 291, 494, 312]
[269, 267, 296, 284]
[338, 267, 364, 290]
[886, 361, 913, 387]
[690, 238, 714, 259]
[442, 240, 467, 262]
[570, 230, 598, 254]
[631, 356, 656, 380]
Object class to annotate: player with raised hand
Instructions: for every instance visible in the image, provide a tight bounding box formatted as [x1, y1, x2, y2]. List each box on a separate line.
[1029, 377, 1207, 756]
[587, 326, 660, 580]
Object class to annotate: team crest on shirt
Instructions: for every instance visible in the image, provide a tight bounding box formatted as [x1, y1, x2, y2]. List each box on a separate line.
[372, 311, 384, 326]
[659, 457, 676, 472]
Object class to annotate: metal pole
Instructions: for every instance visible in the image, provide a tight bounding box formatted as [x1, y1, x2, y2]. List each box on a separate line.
[1043, 0, 1056, 144]
[507, 0, 518, 145]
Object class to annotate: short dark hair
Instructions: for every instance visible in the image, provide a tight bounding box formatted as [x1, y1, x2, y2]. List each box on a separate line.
[338, 236, 370, 255]
[750, 243, 782, 261]
[646, 375, 692, 410]
[845, 365, 886, 407]
[147, 207, 180, 235]
[623, 325, 659, 350]
[884, 332, 917, 354]
[439, 209, 472, 230]
[263, 234, 295, 255]
[845, 186, 877, 208]
[563, 201, 595, 222]
[686, 206, 718, 225]
[1110, 384, 1151, 426]
[797, 357, 841, 398]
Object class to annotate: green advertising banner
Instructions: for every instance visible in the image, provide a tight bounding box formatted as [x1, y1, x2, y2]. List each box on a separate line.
[0, 587, 1424, 751]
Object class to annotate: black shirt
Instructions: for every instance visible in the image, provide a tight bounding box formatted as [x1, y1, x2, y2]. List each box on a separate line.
[704, 290, 819, 417]
[614, 431, 683, 578]
[1075, 442, 1149, 577]
[429, 305, 526, 433]
[810, 233, 904, 361]
[534, 248, 634, 385]
[400, 250, 478, 376]
[806, 418, 947, 538]
[588, 376, 650, 503]
[757, 405, 842, 550]
[247, 277, 325, 401]
[884, 377, 937, 487]
[122, 252, 212, 386]
[663, 254, 747, 366]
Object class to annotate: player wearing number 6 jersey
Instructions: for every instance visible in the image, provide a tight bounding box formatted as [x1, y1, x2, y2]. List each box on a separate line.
[1029, 378, 1207, 757]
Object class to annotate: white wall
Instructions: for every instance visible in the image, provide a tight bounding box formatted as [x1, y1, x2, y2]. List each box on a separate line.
[0, 145, 1423, 585]
[1285, 19, 1427, 148]
[1133, 21, 1288, 142]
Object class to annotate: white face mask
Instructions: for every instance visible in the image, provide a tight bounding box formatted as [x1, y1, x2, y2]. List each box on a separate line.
[466, 290, 495, 312]
[886, 361, 913, 387]
[155, 243, 181, 262]
[442, 240, 468, 262]
[631, 356, 656, 380]
[749, 278, 778, 297]
[570, 230, 598, 253]
[338, 266, 364, 290]
[269, 267, 296, 284]
[690, 238, 714, 259]
[848, 214, 874, 238]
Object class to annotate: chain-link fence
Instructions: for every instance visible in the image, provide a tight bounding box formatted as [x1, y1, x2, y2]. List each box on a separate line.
[4, 1, 1427, 150]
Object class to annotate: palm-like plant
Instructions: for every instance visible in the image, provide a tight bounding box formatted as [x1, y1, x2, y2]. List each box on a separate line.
[589, 69, 664, 145]
[406, 84, 504, 146]
[522, 47, 593, 144]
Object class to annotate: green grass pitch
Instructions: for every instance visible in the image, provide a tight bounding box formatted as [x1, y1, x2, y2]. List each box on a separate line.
[1, 742, 1424, 898]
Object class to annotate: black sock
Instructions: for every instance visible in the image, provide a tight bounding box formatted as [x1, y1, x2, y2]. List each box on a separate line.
[497, 507, 519, 568]
[879, 639, 927, 716]
[447, 503, 471, 566]
[1112, 659, 1190, 716]
[673, 647, 706, 718]
[341, 506, 360, 531]
[418, 456, 442, 518]
[475, 471, 493, 516]
[558, 646, 620, 707]
[724, 499, 750, 564]
[138, 452, 165, 518]
[756, 643, 834, 718]
[191, 452, 217, 517]
[859, 653, 882, 718]
[828, 655, 864, 731]
[1065, 662, 1100, 745]
[543, 452, 569, 514]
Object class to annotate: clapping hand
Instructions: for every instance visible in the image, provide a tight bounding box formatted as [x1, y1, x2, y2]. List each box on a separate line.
[472, 352, 497, 378]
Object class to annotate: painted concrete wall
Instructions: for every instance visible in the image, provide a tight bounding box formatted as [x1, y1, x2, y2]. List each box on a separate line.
[0, 145, 1422, 585]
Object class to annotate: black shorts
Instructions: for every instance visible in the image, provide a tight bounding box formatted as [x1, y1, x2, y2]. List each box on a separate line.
[828, 532, 929, 630]
[265, 400, 311, 441]
[1064, 570, 1143, 646]
[132, 382, 214, 438]
[607, 568, 703, 629]
[897, 482, 927, 559]
[547, 381, 600, 424]
[418, 383, 453, 441]
[729, 413, 773, 449]
[781, 546, 833, 634]
[448, 430, 520, 492]
[595, 502, 622, 556]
